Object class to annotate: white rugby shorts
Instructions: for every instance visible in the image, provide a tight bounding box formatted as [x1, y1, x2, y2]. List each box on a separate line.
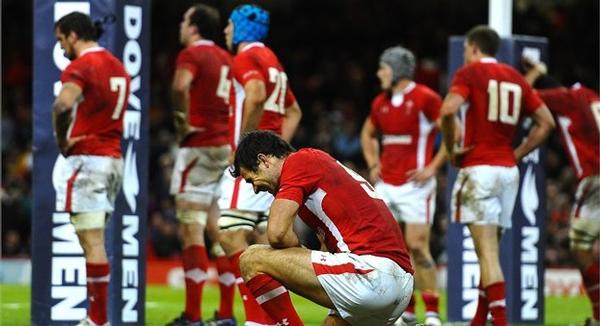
[53, 155, 122, 213]
[170, 145, 231, 205]
[312, 251, 414, 325]
[450, 165, 519, 229]
[569, 174, 600, 250]
[217, 169, 273, 213]
[375, 178, 436, 225]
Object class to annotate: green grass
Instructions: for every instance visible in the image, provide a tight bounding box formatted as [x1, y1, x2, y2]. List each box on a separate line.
[0, 284, 593, 325]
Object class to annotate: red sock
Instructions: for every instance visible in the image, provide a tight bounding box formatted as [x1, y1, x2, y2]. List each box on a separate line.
[86, 262, 109, 325]
[246, 273, 303, 326]
[582, 262, 600, 320]
[229, 252, 272, 324]
[216, 255, 235, 318]
[401, 294, 416, 321]
[422, 290, 440, 316]
[471, 281, 488, 326]
[485, 281, 507, 326]
[182, 245, 208, 322]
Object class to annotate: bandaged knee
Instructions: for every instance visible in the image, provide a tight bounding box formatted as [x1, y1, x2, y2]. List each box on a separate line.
[70, 212, 107, 230]
[218, 210, 259, 231]
[177, 209, 208, 225]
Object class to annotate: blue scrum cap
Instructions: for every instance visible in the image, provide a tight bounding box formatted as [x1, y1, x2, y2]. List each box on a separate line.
[230, 4, 270, 47]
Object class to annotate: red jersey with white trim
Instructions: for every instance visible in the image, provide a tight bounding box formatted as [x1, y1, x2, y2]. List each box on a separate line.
[176, 40, 232, 147]
[538, 84, 600, 180]
[60, 47, 130, 157]
[449, 58, 543, 168]
[276, 148, 413, 274]
[369, 82, 441, 185]
[229, 42, 296, 148]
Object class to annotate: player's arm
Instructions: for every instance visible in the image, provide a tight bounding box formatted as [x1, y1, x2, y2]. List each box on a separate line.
[360, 118, 380, 183]
[267, 198, 301, 249]
[408, 128, 447, 184]
[440, 92, 468, 164]
[52, 82, 83, 155]
[513, 104, 555, 161]
[171, 68, 197, 141]
[241, 79, 267, 134]
[281, 101, 302, 142]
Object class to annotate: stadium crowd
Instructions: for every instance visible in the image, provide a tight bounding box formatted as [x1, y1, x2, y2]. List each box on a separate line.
[2, 0, 598, 272]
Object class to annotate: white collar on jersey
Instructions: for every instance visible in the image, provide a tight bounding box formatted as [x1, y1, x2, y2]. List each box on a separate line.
[192, 39, 215, 47]
[240, 42, 265, 52]
[79, 46, 105, 57]
[390, 81, 416, 107]
[479, 57, 497, 63]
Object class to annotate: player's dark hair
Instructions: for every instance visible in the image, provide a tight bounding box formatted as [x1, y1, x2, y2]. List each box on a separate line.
[189, 4, 221, 41]
[533, 74, 563, 89]
[55, 12, 106, 41]
[231, 131, 295, 177]
[466, 25, 500, 56]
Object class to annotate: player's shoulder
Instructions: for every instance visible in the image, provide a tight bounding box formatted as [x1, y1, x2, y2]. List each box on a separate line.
[572, 83, 600, 99]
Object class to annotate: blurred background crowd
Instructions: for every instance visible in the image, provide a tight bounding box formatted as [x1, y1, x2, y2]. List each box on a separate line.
[2, 0, 598, 267]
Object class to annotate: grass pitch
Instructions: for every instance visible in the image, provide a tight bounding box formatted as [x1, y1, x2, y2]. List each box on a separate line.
[0, 284, 593, 325]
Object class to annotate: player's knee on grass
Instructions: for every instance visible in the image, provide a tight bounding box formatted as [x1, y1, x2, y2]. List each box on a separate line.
[70, 211, 108, 231]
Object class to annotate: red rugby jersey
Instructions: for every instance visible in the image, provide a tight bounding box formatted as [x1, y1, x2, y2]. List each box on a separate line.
[276, 148, 414, 274]
[449, 58, 544, 168]
[175, 40, 232, 147]
[369, 82, 442, 185]
[60, 47, 130, 157]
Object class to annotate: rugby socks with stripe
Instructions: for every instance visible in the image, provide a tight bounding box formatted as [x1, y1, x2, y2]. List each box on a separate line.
[485, 281, 507, 326]
[401, 294, 416, 322]
[215, 254, 235, 318]
[229, 252, 273, 324]
[246, 273, 303, 326]
[182, 245, 208, 322]
[470, 281, 488, 326]
[582, 262, 600, 320]
[422, 290, 440, 319]
[86, 262, 109, 326]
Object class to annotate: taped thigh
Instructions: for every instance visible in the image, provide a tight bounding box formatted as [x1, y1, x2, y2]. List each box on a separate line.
[218, 209, 260, 231]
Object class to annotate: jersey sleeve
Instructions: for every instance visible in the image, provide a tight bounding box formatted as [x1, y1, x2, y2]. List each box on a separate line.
[537, 88, 570, 115]
[233, 54, 264, 85]
[175, 49, 198, 78]
[448, 66, 471, 100]
[521, 81, 544, 115]
[61, 62, 87, 89]
[276, 151, 321, 206]
[422, 90, 442, 122]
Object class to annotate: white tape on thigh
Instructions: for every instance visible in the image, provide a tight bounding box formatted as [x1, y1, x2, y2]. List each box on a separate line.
[70, 212, 107, 231]
[219, 210, 259, 231]
[177, 209, 208, 225]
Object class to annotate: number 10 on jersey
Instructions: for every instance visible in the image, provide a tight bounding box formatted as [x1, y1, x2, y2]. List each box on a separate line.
[487, 79, 522, 125]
